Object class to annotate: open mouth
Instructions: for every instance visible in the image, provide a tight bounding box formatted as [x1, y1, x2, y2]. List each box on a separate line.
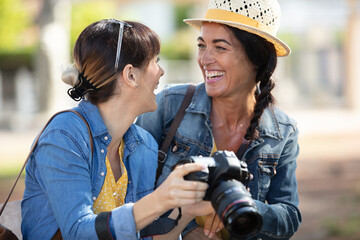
[205, 71, 224, 83]
[152, 82, 159, 95]
[154, 82, 159, 91]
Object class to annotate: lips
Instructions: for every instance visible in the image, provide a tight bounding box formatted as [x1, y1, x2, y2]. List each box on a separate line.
[205, 70, 224, 83]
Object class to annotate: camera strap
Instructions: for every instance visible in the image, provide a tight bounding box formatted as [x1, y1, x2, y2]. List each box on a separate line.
[236, 142, 250, 160]
[140, 207, 182, 238]
[156, 84, 196, 184]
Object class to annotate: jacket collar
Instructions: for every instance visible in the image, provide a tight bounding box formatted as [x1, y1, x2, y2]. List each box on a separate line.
[76, 100, 107, 138]
[187, 83, 282, 141]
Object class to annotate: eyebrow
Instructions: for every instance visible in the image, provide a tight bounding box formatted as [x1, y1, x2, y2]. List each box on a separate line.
[197, 36, 232, 46]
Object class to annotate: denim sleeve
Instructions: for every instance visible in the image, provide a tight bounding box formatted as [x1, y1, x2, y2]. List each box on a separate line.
[34, 129, 99, 239]
[254, 127, 302, 240]
[35, 128, 138, 239]
[110, 203, 138, 240]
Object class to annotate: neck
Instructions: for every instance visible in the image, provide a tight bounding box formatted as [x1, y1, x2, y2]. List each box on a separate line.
[97, 95, 139, 150]
[211, 92, 256, 130]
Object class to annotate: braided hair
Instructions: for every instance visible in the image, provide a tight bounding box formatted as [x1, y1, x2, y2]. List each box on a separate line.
[226, 27, 278, 141]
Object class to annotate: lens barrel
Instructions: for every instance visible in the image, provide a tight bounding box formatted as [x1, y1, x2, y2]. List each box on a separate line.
[211, 180, 263, 239]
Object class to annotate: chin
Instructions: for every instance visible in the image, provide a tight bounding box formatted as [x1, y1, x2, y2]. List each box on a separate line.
[147, 103, 158, 113]
[204, 83, 221, 97]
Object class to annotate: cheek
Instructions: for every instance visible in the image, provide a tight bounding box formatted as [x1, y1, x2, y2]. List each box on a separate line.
[197, 51, 203, 66]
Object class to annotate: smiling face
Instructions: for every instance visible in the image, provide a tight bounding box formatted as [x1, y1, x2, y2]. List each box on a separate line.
[138, 56, 164, 113]
[197, 22, 257, 100]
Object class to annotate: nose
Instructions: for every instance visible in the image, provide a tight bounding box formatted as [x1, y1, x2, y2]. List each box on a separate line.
[199, 48, 215, 67]
[159, 65, 165, 77]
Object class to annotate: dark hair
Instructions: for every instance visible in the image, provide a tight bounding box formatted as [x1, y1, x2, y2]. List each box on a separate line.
[73, 19, 160, 104]
[226, 26, 277, 141]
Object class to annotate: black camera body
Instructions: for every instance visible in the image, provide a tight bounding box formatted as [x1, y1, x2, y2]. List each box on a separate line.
[180, 150, 262, 239]
[183, 150, 251, 199]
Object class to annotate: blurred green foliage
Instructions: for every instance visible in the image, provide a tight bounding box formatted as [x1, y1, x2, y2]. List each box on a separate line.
[0, 0, 35, 69]
[161, 4, 194, 60]
[161, 29, 194, 60]
[0, 0, 33, 53]
[0, 0, 195, 64]
[174, 4, 192, 30]
[70, 1, 118, 52]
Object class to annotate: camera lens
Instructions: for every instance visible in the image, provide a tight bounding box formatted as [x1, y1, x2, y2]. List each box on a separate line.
[210, 180, 262, 239]
[226, 206, 262, 237]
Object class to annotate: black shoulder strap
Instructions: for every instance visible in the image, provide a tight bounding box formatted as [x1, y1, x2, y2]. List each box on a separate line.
[0, 110, 93, 222]
[235, 142, 249, 160]
[156, 84, 196, 182]
[139, 85, 195, 238]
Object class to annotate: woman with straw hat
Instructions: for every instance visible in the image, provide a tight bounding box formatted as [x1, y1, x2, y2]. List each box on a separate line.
[137, 0, 301, 239]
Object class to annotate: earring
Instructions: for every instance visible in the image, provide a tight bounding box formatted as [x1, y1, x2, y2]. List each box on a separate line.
[135, 83, 138, 87]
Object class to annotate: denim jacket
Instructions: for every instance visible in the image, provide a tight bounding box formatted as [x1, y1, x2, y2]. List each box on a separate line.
[136, 83, 302, 240]
[21, 100, 158, 240]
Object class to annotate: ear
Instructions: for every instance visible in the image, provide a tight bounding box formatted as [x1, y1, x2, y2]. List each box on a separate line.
[122, 64, 140, 88]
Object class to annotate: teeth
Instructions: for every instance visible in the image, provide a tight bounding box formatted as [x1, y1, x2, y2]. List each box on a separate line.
[205, 71, 224, 78]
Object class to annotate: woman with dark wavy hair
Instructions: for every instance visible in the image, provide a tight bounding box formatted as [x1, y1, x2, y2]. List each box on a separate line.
[21, 19, 210, 240]
[136, 0, 302, 239]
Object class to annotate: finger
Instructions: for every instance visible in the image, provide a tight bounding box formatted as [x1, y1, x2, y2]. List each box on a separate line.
[216, 222, 224, 233]
[209, 214, 222, 237]
[172, 189, 206, 201]
[173, 198, 205, 207]
[179, 180, 208, 191]
[204, 212, 214, 237]
[173, 162, 206, 177]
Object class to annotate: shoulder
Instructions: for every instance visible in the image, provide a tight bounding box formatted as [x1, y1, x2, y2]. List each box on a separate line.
[260, 107, 298, 141]
[271, 107, 298, 131]
[42, 111, 89, 138]
[162, 83, 192, 95]
[158, 83, 203, 99]
[128, 124, 158, 152]
[156, 83, 206, 109]
[35, 111, 92, 160]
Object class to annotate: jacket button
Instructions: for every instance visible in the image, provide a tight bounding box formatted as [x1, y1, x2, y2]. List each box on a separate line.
[172, 146, 178, 152]
[101, 172, 105, 176]
[92, 196, 96, 201]
[101, 149, 105, 154]
[104, 136, 109, 141]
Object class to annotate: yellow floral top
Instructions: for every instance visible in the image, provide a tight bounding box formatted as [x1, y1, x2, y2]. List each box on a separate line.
[93, 140, 128, 214]
[195, 142, 230, 239]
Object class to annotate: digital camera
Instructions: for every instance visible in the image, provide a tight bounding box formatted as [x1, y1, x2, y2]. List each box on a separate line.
[179, 150, 262, 239]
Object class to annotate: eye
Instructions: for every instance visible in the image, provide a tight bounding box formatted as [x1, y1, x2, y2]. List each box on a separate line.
[216, 46, 226, 50]
[156, 56, 160, 63]
[197, 43, 205, 49]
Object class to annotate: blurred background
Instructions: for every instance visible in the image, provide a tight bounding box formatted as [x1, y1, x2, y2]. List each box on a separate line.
[0, 0, 360, 239]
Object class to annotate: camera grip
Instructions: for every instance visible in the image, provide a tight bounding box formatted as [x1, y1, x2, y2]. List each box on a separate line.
[184, 170, 209, 183]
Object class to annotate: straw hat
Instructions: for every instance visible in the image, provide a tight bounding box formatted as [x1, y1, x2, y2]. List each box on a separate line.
[184, 0, 290, 56]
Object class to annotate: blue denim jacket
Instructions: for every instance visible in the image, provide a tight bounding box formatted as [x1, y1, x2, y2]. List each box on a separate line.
[21, 100, 158, 240]
[136, 83, 302, 240]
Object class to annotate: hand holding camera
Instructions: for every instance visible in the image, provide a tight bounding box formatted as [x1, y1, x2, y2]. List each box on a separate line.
[154, 162, 209, 212]
[175, 150, 263, 239]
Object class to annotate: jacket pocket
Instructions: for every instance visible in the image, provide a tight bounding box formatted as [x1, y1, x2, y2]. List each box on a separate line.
[169, 137, 190, 158]
[257, 156, 278, 202]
